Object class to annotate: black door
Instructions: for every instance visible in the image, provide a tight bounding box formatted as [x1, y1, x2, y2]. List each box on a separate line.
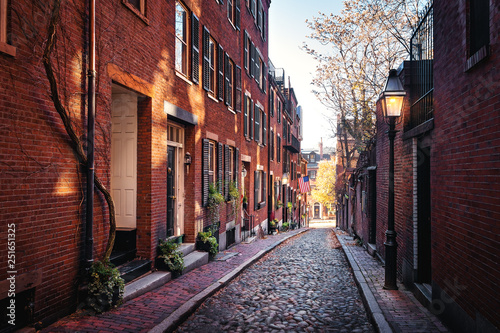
[314, 204, 320, 219]
[417, 146, 431, 283]
[167, 146, 175, 237]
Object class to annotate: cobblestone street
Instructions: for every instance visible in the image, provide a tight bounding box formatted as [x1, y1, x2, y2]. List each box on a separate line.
[176, 228, 374, 332]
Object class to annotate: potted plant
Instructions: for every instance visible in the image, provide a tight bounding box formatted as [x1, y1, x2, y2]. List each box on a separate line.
[158, 239, 185, 277]
[208, 182, 224, 225]
[268, 218, 279, 234]
[228, 181, 240, 217]
[242, 195, 248, 210]
[196, 230, 219, 257]
[282, 221, 289, 232]
[86, 260, 125, 313]
[276, 200, 283, 208]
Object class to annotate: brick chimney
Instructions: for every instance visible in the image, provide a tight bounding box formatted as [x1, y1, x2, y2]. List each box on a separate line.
[319, 137, 323, 160]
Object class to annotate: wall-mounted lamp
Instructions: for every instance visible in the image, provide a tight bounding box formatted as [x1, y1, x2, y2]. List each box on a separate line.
[184, 152, 192, 165]
[242, 165, 247, 178]
[297, 194, 302, 201]
[282, 173, 289, 185]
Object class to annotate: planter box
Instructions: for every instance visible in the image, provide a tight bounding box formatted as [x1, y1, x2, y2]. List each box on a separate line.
[196, 239, 212, 252]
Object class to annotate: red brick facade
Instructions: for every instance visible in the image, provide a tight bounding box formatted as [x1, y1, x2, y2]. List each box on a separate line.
[0, 0, 303, 329]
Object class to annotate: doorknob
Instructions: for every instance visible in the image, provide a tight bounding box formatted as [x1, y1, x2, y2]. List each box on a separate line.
[169, 196, 176, 200]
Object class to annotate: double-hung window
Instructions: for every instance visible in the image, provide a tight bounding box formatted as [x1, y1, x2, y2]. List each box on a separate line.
[227, 0, 241, 30]
[175, 2, 188, 76]
[254, 170, 266, 210]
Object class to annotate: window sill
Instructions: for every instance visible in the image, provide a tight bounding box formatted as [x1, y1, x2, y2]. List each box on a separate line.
[122, 0, 149, 25]
[207, 94, 219, 103]
[176, 71, 193, 85]
[465, 45, 489, 72]
[0, 42, 16, 57]
[228, 107, 236, 115]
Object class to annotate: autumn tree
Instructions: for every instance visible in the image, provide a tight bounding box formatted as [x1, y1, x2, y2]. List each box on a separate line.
[304, 0, 427, 194]
[310, 160, 336, 210]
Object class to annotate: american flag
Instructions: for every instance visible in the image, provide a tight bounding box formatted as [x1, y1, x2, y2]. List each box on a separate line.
[298, 176, 311, 193]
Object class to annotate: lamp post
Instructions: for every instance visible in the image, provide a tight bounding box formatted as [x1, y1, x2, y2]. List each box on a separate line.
[379, 69, 406, 290]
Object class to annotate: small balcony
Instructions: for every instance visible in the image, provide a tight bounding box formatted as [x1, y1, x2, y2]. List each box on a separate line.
[284, 134, 300, 153]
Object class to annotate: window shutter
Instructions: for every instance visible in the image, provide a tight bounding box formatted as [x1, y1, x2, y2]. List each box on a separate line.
[235, 0, 241, 30]
[262, 63, 267, 93]
[191, 14, 200, 84]
[225, 145, 230, 200]
[227, 0, 232, 20]
[218, 44, 224, 101]
[249, 99, 254, 140]
[224, 52, 230, 105]
[262, 10, 266, 40]
[235, 148, 240, 188]
[218, 142, 223, 194]
[257, 0, 262, 30]
[250, 42, 255, 78]
[277, 136, 281, 162]
[270, 129, 274, 160]
[255, 55, 260, 84]
[244, 31, 249, 72]
[269, 90, 274, 117]
[202, 27, 210, 91]
[263, 171, 267, 205]
[235, 66, 242, 112]
[202, 139, 210, 206]
[243, 95, 248, 137]
[254, 104, 259, 142]
[262, 112, 267, 146]
[251, 0, 256, 19]
[254, 171, 259, 210]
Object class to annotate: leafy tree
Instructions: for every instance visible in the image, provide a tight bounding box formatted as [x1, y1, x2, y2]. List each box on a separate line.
[304, 0, 427, 194]
[311, 160, 336, 208]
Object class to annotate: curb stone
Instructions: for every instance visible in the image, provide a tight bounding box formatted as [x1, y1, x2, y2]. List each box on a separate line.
[149, 228, 309, 333]
[336, 230, 393, 333]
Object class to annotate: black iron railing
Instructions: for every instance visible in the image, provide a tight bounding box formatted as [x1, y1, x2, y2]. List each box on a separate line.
[410, 2, 434, 129]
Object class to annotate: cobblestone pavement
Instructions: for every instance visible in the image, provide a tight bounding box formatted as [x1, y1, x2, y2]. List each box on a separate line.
[175, 228, 374, 333]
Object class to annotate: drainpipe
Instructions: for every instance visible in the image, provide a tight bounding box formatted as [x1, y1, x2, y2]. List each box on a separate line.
[85, 0, 96, 268]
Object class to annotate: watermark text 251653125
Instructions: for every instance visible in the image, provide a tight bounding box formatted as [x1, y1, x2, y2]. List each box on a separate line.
[7, 223, 16, 326]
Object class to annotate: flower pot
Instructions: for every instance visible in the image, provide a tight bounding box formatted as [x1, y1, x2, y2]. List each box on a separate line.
[196, 239, 211, 252]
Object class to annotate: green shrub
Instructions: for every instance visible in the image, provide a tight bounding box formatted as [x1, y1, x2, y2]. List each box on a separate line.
[87, 260, 124, 313]
[159, 239, 185, 274]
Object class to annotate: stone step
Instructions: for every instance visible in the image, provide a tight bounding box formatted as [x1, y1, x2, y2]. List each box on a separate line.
[123, 271, 171, 302]
[182, 251, 209, 275]
[118, 259, 151, 283]
[178, 243, 196, 257]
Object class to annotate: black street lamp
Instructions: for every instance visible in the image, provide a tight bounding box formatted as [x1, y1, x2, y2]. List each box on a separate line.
[379, 69, 406, 290]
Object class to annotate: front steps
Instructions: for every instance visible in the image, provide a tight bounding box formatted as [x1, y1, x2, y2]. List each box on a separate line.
[123, 243, 209, 301]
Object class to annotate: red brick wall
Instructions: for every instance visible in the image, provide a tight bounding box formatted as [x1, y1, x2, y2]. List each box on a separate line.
[432, 0, 500, 328]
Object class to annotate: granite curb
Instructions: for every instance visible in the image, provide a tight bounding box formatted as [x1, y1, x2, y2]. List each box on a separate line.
[336, 230, 393, 333]
[149, 228, 310, 333]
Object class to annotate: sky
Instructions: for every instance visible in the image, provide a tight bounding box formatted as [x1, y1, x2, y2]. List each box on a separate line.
[268, 0, 344, 151]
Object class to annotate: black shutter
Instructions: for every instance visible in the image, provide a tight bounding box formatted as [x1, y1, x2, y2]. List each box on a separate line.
[218, 142, 223, 194]
[254, 171, 259, 210]
[250, 42, 255, 78]
[235, 66, 242, 112]
[235, 148, 240, 188]
[244, 31, 249, 72]
[235, 0, 241, 30]
[262, 63, 267, 93]
[263, 112, 267, 146]
[270, 129, 274, 160]
[269, 90, 274, 117]
[254, 104, 259, 142]
[263, 171, 267, 206]
[257, 0, 262, 31]
[225, 145, 230, 200]
[218, 44, 224, 101]
[277, 136, 281, 162]
[224, 52, 230, 105]
[243, 95, 248, 137]
[262, 10, 266, 40]
[191, 14, 200, 84]
[202, 27, 210, 91]
[249, 99, 254, 140]
[202, 139, 210, 206]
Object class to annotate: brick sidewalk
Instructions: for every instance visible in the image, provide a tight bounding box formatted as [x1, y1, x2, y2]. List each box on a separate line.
[336, 230, 449, 333]
[41, 229, 307, 333]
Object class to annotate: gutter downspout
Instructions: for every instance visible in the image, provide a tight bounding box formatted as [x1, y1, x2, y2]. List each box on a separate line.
[85, 0, 96, 268]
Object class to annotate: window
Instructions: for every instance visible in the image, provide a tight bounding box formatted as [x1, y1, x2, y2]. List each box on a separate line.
[310, 154, 315, 163]
[0, 0, 15, 56]
[244, 95, 254, 139]
[208, 141, 216, 184]
[277, 100, 281, 123]
[175, 2, 188, 75]
[277, 135, 281, 163]
[244, 31, 250, 72]
[127, 0, 146, 14]
[227, 0, 241, 30]
[269, 89, 274, 117]
[309, 170, 316, 179]
[254, 104, 260, 142]
[254, 170, 266, 209]
[270, 129, 274, 161]
[468, 0, 490, 65]
[225, 55, 234, 108]
[203, 27, 217, 94]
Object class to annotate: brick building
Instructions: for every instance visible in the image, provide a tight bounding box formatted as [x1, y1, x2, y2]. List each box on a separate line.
[0, 0, 303, 329]
[341, 1, 500, 332]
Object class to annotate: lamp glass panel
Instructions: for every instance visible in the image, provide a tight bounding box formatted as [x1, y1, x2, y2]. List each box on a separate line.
[384, 95, 404, 117]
